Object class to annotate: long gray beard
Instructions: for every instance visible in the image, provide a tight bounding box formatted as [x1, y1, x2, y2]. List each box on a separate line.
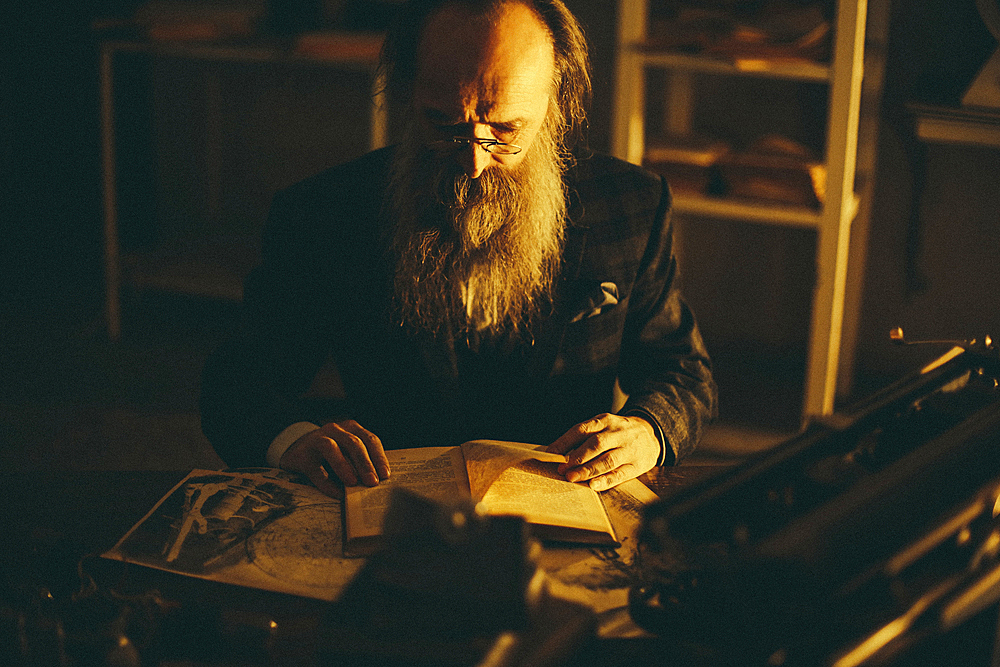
[388, 115, 568, 339]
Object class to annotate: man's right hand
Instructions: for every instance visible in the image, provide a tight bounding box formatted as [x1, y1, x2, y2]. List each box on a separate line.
[279, 420, 391, 498]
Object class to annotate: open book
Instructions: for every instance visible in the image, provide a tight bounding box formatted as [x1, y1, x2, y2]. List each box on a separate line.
[344, 440, 619, 555]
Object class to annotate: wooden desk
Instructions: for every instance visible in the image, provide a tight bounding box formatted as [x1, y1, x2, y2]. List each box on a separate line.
[0, 466, 717, 578]
[0, 467, 724, 665]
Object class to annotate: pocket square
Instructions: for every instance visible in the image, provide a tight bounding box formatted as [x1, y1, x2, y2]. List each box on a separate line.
[570, 281, 619, 323]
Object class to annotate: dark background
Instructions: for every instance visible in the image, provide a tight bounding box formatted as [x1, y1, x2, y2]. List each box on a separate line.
[2, 0, 999, 469]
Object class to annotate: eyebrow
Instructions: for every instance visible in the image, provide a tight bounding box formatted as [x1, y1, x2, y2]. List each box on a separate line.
[421, 108, 526, 132]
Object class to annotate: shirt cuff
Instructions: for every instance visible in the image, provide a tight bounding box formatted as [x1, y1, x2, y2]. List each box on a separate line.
[266, 422, 320, 468]
[622, 407, 670, 467]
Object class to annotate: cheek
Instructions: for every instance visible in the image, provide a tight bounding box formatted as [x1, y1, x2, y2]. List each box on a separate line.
[498, 125, 544, 168]
[495, 153, 526, 171]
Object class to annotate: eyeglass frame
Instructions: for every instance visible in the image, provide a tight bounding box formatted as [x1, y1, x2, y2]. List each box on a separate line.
[427, 136, 523, 155]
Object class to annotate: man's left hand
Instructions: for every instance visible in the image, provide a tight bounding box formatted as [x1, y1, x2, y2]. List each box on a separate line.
[547, 413, 660, 491]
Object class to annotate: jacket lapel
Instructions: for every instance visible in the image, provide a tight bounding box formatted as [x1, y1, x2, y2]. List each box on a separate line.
[526, 202, 589, 380]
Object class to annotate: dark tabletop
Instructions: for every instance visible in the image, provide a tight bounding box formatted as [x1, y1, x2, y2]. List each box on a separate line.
[0, 466, 731, 666]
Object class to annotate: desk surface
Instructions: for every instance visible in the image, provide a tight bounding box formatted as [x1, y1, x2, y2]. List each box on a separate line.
[0, 466, 729, 666]
[1, 466, 727, 562]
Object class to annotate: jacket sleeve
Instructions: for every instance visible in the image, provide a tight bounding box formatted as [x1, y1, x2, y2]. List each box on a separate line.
[199, 185, 346, 468]
[618, 176, 718, 464]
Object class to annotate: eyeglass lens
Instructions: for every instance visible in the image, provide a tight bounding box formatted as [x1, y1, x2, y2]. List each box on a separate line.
[429, 138, 521, 155]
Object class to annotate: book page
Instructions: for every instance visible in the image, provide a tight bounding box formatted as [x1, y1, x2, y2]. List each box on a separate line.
[461, 440, 564, 501]
[540, 477, 658, 637]
[479, 458, 614, 535]
[461, 440, 614, 538]
[343, 446, 470, 542]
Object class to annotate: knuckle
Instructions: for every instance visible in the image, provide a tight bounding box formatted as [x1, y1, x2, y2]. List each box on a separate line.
[317, 437, 341, 457]
[616, 463, 638, 480]
[318, 421, 343, 436]
[597, 467, 629, 490]
[331, 431, 364, 455]
[580, 457, 602, 476]
[588, 414, 611, 429]
[601, 449, 622, 471]
[585, 433, 611, 455]
[599, 451, 622, 474]
[579, 454, 607, 477]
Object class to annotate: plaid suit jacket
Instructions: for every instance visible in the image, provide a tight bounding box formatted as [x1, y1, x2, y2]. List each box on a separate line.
[201, 147, 717, 468]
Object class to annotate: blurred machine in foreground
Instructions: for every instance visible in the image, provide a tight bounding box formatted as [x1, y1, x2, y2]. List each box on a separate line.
[632, 332, 1000, 666]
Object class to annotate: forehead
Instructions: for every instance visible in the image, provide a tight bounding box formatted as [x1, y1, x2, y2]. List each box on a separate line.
[414, 2, 556, 119]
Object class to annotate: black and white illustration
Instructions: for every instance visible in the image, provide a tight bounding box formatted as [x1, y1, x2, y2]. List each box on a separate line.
[104, 469, 364, 601]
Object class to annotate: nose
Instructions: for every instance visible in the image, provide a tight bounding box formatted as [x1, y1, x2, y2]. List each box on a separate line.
[457, 140, 492, 179]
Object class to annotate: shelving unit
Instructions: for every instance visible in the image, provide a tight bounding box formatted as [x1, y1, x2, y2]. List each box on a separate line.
[910, 102, 1000, 149]
[612, 0, 868, 420]
[99, 35, 388, 341]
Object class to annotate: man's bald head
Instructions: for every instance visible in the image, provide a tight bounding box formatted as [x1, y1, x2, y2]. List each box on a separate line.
[379, 0, 591, 151]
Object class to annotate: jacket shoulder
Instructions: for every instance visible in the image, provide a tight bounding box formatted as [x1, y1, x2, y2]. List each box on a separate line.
[261, 147, 396, 265]
[567, 151, 671, 231]
[276, 146, 396, 210]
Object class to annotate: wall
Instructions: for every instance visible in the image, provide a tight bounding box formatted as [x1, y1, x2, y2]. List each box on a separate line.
[0, 0, 617, 319]
[851, 0, 1000, 394]
[8, 0, 996, 427]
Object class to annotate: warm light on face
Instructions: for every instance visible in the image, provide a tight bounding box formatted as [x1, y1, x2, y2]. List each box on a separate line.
[412, 2, 556, 178]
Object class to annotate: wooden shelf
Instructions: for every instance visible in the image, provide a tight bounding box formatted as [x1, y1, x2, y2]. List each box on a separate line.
[673, 193, 821, 227]
[100, 35, 389, 340]
[629, 47, 832, 83]
[910, 102, 1000, 149]
[613, 0, 869, 419]
[672, 191, 860, 229]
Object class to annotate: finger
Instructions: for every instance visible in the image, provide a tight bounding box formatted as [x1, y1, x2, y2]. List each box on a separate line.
[340, 420, 390, 481]
[559, 429, 621, 474]
[304, 464, 344, 499]
[318, 422, 374, 485]
[310, 432, 361, 487]
[547, 413, 613, 454]
[587, 463, 641, 492]
[279, 432, 354, 494]
[546, 427, 585, 455]
[563, 446, 625, 483]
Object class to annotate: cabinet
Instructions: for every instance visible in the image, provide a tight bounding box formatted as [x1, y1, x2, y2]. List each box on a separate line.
[612, 0, 868, 420]
[99, 36, 388, 340]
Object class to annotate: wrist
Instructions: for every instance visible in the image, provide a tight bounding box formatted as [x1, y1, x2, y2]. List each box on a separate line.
[622, 408, 668, 466]
[267, 422, 319, 468]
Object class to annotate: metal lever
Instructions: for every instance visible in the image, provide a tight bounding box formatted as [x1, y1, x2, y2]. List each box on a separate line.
[890, 327, 992, 350]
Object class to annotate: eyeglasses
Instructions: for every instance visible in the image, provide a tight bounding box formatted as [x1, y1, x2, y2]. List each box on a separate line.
[427, 136, 522, 155]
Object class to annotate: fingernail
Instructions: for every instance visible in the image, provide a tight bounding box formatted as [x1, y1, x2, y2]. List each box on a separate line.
[566, 470, 580, 483]
[364, 473, 379, 486]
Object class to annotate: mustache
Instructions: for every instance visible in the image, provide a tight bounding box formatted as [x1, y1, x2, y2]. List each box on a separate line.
[431, 160, 516, 208]
[387, 111, 568, 337]
[412, 152, 524, 250]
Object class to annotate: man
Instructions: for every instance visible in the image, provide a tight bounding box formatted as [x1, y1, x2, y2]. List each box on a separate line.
[200, 0, 716, 497]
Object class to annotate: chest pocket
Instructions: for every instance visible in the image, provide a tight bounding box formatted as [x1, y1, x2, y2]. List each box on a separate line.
[555, 281, 626, 374]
